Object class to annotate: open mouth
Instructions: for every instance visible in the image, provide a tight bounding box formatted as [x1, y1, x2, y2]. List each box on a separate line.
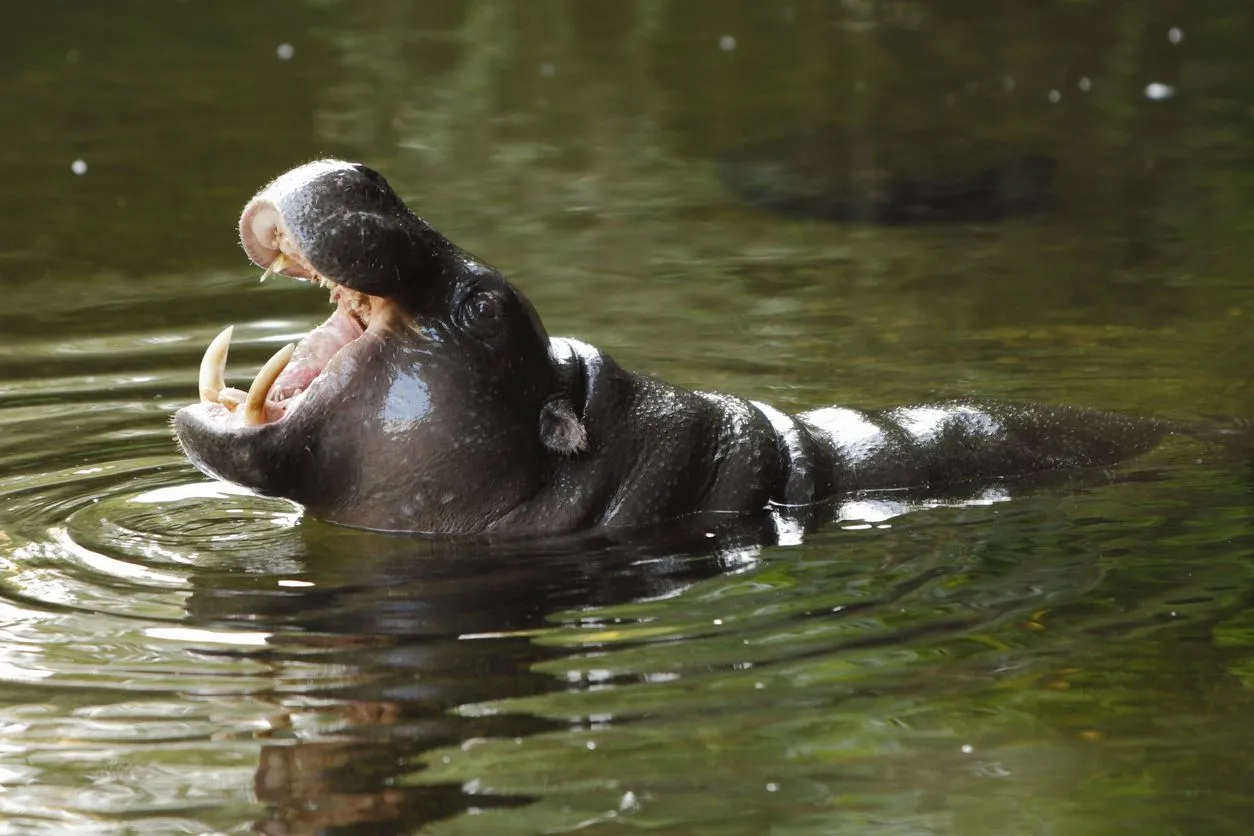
[197, 252, 393, 428]
[192, 159, 416, 429]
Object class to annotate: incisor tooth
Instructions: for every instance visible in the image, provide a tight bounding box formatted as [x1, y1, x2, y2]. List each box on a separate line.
[243, 343, 295, 427]
[198, 326, 234, 403]
[260, 252, 291, 283]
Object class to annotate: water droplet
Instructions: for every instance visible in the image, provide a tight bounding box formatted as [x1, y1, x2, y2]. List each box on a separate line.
[586, 740, 597, 750]
[276, 43, 294, 61]
[1078, 77, 1092, 92]
[71, 159, 87, 175]
[766, 782, 779, 792]
[1002, 75, 1016, 92]
[1168, 27, 1183, 44]
[1144, 82, 1175, 100]
[66, 49, 80, 64]
[713, 618, 723, 625]
[961, 744, 974, 754]
[1048, 89, 1061, 103]
[719, 34, 736, 52]
[539, 62, 556, 78]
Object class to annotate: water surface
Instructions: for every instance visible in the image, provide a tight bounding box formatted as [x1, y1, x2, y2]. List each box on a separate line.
[1, 2, 1252, 833]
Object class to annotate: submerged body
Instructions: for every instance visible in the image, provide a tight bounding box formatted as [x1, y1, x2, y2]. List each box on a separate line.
[173, 160, 1171, 534]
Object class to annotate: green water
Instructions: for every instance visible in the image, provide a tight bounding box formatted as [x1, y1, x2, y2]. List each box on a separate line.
[0, 1, 1251, 833]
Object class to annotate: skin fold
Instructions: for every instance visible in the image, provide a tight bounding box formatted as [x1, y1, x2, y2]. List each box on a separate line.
[172, 160, 1175, 535]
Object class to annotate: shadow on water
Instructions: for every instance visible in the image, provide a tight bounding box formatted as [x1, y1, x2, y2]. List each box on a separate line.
[715, 129, 1058, 224]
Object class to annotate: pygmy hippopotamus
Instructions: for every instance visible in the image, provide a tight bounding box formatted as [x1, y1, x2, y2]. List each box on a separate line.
[172, 160, 1174, 535]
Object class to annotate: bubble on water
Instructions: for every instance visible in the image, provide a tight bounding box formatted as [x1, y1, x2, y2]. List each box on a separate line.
[1048, 89, 1061, 103]
[1002, 75, 1015, 92]
[66, 49, 80, 64]
[1078, 76, 1092, 92]
[276, 43, 295, 61]
[1168, 27, 1183, 44]
[961, 743, 974, 754]
[71, 160, 87, 175]
[719, 34, 736, 52]
[766, 782, 779, 792]
[1144, 82, 1175, 100]
[539, 62, 555, 78]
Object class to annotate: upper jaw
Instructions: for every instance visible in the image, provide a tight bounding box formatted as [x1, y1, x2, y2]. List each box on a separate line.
[237, 158, 439, 307]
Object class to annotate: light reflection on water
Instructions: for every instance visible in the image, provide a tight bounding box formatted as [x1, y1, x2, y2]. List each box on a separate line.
[0, 0, 1251, 833]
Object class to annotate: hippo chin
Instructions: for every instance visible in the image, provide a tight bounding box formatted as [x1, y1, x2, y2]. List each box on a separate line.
[172, 160, 1174, 535]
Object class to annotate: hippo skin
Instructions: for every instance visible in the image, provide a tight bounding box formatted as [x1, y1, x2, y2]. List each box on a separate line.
[172, 161, 1173, 535]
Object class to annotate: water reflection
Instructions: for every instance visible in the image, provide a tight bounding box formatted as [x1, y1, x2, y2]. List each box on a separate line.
[181, 516, 774, 833]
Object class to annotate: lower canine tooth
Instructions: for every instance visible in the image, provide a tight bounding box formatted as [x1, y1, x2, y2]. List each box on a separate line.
[242, 343, 295, 427]
[198, 326, 234, 403]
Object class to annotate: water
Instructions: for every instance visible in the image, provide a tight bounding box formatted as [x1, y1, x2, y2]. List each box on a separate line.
[2, 1, 1253, 833]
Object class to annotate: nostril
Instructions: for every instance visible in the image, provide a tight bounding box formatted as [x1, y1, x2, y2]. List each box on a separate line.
[249, 205, 281, 250]
[239, 200, 282, 267]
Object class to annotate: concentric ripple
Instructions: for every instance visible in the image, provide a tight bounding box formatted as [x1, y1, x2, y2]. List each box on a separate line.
[0, 299, 337, 832]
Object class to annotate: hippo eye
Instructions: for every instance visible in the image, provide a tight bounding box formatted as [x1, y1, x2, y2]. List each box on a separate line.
[458, 289, 504, 329]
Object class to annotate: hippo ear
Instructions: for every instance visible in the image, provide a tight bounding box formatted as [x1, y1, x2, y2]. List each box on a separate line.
[539, 398, 587, 455]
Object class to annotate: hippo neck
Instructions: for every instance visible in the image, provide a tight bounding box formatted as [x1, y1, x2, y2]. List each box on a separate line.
[493, 338, 788, 532]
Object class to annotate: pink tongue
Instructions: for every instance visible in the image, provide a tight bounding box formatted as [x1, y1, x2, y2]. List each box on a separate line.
[270, 308, 364, 399]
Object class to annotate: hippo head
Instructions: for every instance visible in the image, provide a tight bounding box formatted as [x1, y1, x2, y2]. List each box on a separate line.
[173, 160, 587, 533]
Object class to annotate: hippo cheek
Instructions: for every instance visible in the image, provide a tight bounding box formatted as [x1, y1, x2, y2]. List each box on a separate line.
[317, 354, 554, 532]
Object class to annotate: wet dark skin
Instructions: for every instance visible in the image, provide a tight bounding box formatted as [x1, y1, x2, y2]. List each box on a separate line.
[172, 160, 1175, 535]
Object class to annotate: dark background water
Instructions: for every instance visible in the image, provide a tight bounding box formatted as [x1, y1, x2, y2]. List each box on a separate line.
[0, 1, 1252, 833]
